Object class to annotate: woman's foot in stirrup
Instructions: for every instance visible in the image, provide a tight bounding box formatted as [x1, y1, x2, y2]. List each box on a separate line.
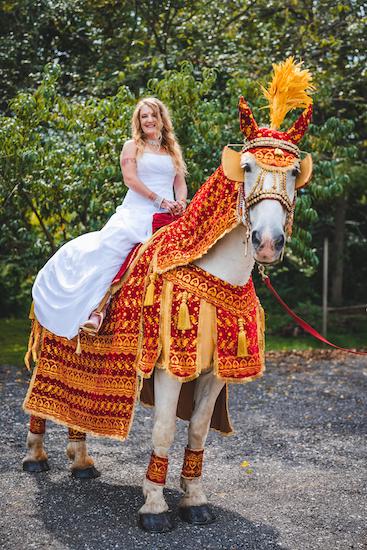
[80, 311, 104, 335]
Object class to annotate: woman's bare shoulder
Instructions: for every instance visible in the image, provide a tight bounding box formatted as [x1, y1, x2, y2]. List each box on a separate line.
[121, 139, 137, 158]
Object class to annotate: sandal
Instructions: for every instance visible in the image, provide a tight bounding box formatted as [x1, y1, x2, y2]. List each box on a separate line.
[80, 311, 105, 335]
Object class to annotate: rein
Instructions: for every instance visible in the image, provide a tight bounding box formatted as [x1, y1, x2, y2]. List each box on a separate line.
[258, 265, 367, 356]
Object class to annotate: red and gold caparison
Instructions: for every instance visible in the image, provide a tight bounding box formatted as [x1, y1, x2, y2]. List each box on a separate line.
[23, 57, 314, 442]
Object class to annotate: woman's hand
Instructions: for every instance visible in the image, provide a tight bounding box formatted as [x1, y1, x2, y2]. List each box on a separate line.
[161, 199, 186, 216]
[161, 199, 185, 216]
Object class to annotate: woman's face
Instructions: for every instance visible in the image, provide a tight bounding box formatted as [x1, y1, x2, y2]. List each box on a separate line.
[139, 105, 160, 139]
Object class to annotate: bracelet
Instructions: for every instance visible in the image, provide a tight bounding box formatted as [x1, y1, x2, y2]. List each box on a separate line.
[153, 195, 164, 209]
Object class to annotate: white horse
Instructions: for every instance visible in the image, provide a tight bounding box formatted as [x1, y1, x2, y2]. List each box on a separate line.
[23, 141, 312, 532]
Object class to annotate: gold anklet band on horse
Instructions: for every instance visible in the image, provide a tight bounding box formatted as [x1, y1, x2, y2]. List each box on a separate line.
[30, 416, 46, 435]
[181, 447, 204, 479]
[146, 452, 169, 485]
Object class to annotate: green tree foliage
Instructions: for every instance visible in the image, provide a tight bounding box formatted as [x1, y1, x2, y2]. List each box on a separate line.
[0, 0, 366, 318]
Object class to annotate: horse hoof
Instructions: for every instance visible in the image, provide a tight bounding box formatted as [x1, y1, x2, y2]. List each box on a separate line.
[71, 466, 101, 480]
[138, 512, 175, 533]
[178, 504, 216, 525]
[22, 459, 50, 473]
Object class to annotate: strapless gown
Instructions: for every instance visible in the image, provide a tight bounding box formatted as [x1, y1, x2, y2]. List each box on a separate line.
[32, 152, 176, 339]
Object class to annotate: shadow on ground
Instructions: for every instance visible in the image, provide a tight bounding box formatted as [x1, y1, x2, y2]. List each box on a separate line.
[32, 475, 283, 550]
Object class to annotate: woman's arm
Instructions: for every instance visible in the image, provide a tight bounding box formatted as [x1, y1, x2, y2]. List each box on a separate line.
[120, 140, 156, 202]
[173, 172, 188, 213]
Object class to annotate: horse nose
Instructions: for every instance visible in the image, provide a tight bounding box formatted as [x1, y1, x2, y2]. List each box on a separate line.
[274, 233, 285, 251]
[251, 230, 261, 249]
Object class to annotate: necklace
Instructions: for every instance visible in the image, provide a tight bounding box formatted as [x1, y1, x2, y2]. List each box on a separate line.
[146, 138, 161, 152]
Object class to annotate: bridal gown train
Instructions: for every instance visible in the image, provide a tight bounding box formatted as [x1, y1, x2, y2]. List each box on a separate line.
[32, 152, 176, 339]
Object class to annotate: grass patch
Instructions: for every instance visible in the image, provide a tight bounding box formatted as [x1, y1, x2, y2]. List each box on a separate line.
[0, 318, 31, 366]
[266, 332, 366, 351]
[0, 316, 365, 366]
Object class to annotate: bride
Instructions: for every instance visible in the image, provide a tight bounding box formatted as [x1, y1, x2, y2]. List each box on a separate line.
[32, 97, 188, 340]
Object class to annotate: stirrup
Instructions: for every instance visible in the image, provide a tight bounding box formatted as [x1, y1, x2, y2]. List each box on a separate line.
[80, 311, 104, 335]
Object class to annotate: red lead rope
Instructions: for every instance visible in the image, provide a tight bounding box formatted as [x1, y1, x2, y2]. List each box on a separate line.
[261, 272, 367, 356]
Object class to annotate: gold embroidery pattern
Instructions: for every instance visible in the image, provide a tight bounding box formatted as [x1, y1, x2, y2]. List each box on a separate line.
[23, 167, 265, 440]
[155, 167, 240, 274]
[30, 416, 46, 434]
[146, 452, 169, 485]
[137, 276, 164, 376]
[23, 245, 157, 441]
[163, 264, 257, 318]
[181, 447, 204, 479]
[68, 428, 86, 441]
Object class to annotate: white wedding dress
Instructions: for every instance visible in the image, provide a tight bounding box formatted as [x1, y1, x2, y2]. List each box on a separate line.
[32, 152, 176, 339]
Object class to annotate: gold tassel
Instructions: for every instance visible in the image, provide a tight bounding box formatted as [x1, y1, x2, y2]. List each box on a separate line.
[177, 291, 192, 330]
[260, 306, 265, 333]
[144, 273, 156, 306]
[237, 318, 248, 357]
[75, 331, 82, 355]
[24, 316, 43, 370]
[29, 301, 35, 320]
[31, 320, 42, 362]
[24, 320, 35, 371]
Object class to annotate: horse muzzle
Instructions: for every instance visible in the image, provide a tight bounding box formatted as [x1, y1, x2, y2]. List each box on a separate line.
[251, 230, 285, 264]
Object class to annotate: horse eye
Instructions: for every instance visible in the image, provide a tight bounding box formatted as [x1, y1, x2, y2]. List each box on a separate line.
[243, 163, 252, 173]
[292, 167, 300, 177]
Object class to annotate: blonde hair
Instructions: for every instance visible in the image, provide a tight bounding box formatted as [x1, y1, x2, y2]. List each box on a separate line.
[131, 97, 187, 175]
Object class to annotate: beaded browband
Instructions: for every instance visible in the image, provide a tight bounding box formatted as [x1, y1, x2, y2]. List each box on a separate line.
[242, 137, 300, 158]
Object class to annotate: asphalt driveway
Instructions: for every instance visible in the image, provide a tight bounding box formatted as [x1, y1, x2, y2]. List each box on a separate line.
[0, 350, 366, 550]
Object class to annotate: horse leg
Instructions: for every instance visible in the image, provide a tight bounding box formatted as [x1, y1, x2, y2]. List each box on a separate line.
[22, 416, 50, 473]
[179, 371, 225, 525]
[66, 428, 100, 479]
[138, 368, 182, 533]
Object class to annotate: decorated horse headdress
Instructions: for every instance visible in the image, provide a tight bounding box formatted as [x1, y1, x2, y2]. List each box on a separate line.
[221, 57, 315, 240]
[239, 56, 314, 186]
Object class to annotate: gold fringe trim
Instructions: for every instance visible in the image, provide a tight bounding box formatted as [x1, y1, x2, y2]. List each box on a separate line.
[29, 301, 35, 320]
[158, 280, 173, 370]
[256, 300, 266, 363]
[24, 321, 35, 371]
[196, 300, 216, 375]
[23, 360, 140, 444]
[75, 331, 82, 355]
[24, 318, 43, 371]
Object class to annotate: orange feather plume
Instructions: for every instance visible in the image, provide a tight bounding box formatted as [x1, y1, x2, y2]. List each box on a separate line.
[261, 57, 315, 130]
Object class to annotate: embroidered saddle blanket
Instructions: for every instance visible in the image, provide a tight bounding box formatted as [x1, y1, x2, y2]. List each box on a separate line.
[23, 165, 265, 441]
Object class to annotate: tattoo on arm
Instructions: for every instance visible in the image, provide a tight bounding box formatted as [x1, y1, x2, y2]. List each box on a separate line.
[121, 157, 137, 166]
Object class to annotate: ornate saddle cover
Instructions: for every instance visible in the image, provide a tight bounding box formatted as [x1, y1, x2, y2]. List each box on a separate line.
[23, 165, 265, 441]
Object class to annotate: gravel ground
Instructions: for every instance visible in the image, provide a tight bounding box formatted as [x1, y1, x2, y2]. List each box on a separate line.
[0, 350, 366, 550]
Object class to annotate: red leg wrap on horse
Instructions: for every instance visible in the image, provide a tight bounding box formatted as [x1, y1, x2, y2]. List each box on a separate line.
[146, 452, 168, 485]
[181, 447, 204, 479]
[68, 428, 86, 441]
[30, 416, 46, 435]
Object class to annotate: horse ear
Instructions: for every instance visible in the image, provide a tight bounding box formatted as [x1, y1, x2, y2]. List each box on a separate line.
[238, 96, 259, 140]
[285, 104, 313, 144]
[295, 154, 313, 189]
[222, 146, 243, 182]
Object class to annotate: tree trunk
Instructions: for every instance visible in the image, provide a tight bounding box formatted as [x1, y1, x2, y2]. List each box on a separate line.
[330, 195, 347, 306]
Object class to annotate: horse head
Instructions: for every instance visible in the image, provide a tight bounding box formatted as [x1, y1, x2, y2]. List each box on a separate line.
[235, 58, 315, 265]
